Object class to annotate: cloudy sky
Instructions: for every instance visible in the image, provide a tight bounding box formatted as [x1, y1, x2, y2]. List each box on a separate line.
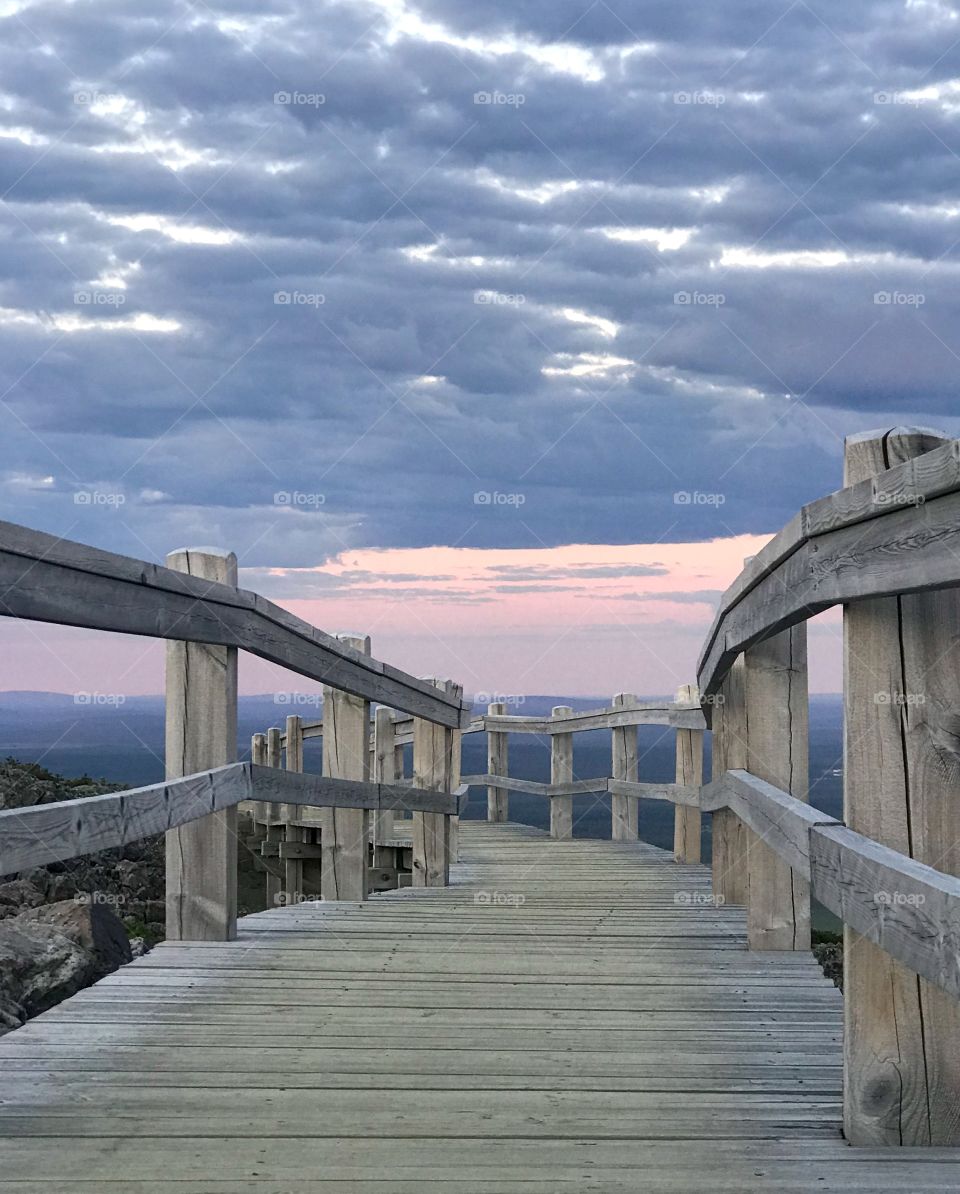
[1, 0, 958, 697]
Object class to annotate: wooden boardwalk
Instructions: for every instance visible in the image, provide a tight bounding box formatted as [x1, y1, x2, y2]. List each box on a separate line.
[1, 821, 958, 1190]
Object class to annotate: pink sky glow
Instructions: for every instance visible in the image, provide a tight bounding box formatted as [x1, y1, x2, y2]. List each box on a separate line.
[0, 534, 843, 698]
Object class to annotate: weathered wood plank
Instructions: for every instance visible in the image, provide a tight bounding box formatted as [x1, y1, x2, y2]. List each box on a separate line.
[550, 706, 574, 840]
[810, 825, 960, 1000]
[611, 693, 639, 841]
[164, 548, 239, 943]
[320, 634, 371, 902]
[487, 701, 508, 823]
[710, 657, 749, 906]
[674, 684, 702, 863]
[840, 427, 960, 1147]
[412, 680, 461, 887]
[700, 771, 838, 877]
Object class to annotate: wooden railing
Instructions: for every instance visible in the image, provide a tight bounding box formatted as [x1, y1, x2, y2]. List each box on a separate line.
[0, 531, 468, 939]
[694, 426, 960, 1148]
[4, 426, 960, 1149]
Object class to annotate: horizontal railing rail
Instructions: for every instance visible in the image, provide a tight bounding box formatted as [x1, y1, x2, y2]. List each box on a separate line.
[697, 434, 960, 699]
[0, 521, 467, 729]
[460, 772, 700, 804]
[0, 762, 468, 876]
[702, 768, 960, 1002]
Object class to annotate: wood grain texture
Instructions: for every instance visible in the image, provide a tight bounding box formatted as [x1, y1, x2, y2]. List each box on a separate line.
[8, 822, 954, 1192]
[742, 624, 811, 951]
[841, 427, 960, 1147]
[487, 702, 509, 823]
[697, 432, 960, 698]
[550, 706, 574, 840]
[164, 548, 238, 943]
[674, 684, 703, 863]
[611, 694, 639, 841]
[372, 707, 397, 863]
[710, 658, 749, 906]
[412, 680, 461, 887]
[321, 634, 371, 902]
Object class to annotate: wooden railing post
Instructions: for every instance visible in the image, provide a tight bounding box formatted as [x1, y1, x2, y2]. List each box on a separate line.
[710, 656, 749, 904]
[742, 626, 811, 950]
[674, 684, 703, 863]
[550, 706, 574, 840]
[282, 714, 304, 904]
[412, 679, 461, 886]
[164, 548, 238, 942]
[611, 693, 638, 840]
[842, 426, 960, 1146]
[321, 634, 371, 902]
[372, 706, 396, 864]
[487, 701, 509, 822]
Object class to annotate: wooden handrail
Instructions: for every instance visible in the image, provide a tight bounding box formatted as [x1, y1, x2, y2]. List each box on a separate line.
[697, 435, 960, 699]
[0, 521, 467, 728]
[702, 769, 960, 1001]
[0, 763, 465, 877]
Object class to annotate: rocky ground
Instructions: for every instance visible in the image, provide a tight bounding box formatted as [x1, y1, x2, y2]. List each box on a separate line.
[0, 757, 266, 1037]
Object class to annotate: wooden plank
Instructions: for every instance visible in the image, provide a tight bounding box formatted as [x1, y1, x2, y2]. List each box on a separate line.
[372, 706, 396, 862]
[164, 547, 238, 943]
[674, 683, 702, 863]
[742, 624, 810, 951]
[283, 715, 304, 902]
[0, 763, 249, 876]
[477, 703, 705, 735]
[710, 657, 749, 906]
[550, 706, 574, 840]
[697, 434, 960, 698]
[0, 520, 466, 728]
[810, 825, 960, 1000]
[840, 426, 960, 1147]
[412, 680, 461, 887]
[321, 634, 371, 902]
[700, 771, 838, 876]
[611, 693, 639, 841]
[487, 701, 508, 823]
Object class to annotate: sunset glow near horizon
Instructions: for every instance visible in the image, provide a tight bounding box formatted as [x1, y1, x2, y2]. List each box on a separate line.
[0, 531, 843, 699]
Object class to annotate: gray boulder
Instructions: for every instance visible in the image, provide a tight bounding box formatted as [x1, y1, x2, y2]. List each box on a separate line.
[0, 897, 132, 1036]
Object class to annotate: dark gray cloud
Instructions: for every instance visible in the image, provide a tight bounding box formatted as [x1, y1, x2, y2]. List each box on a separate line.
[1, 0, 958, 567]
